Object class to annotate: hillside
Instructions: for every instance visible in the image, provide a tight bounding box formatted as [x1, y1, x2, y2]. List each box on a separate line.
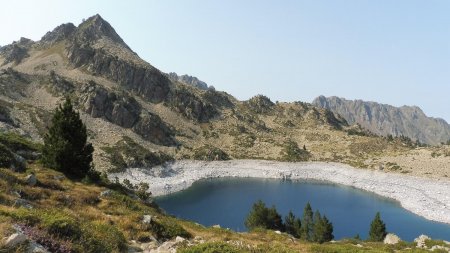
[0, 133, 447, 252]
[312, 96, 450, 146]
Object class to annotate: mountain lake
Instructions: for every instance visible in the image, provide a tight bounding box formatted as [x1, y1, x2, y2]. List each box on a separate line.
[156, 177, 450, 241]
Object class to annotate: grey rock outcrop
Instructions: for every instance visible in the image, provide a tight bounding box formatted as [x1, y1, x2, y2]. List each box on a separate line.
[168, 72, 208, 90]
[40, 23, 76, 45]
[245, 95, 275, 114]
[80, 82, 140, 128]
[3, 233, 27, 248]
[313, 96, 450, 145]
[24, 174, 37, 186]
[167, 86, 218, 122]
[414, 234, 431, 248]
[0, 38, 33, 65]
[133, 112, 175, 146]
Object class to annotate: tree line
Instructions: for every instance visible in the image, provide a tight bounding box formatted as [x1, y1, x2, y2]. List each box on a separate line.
[245, 200, 333, 243]
[245, 200, 388, 243]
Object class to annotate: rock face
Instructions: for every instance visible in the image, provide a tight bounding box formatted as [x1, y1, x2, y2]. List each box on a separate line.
[80, 81, 140, 128]
[133, 113, 175, 146]
[168, 72, 208, 90]
[40, 23, 76, 45]
[312, 96, 450, 145]
[0, 38, 33, 65]
[166, 86, 218, 122]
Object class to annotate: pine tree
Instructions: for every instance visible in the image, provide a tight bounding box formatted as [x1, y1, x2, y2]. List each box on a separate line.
[301, 202, 314, 241]
[245, 200, 269, 230]
[285, 210, 296, 236]
[267, 205, 284, 231]
[312, 211, 334, 243]
[321, 215, 334, 242]
[312, 210, 324, 242]
[293, 218, 302, 238]
[368, 212, 387, 241]
[42, 98, 94, 179]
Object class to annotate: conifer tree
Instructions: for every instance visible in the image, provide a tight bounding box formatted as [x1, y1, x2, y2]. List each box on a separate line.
[245, 200, 269, 230]
[301, 202, 314, 241]
[312, 210, 324, 242]
[285, 210, 296, 236]
[42, 98, 94, 179]
[368, 212, 387, 241]
[267, 205, 284, 231]
[321, 215, 334, 242]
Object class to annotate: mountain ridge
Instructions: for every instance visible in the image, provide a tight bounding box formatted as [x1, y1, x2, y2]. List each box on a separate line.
[312, 95, 450, 145]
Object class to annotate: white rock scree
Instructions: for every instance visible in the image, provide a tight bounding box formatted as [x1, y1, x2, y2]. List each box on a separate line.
[109, 160, 450, 225]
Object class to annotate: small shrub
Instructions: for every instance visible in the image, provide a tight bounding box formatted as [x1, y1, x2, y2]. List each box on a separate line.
[40, 211, 82, 240]
[150, 219, 191, 240]
[78, 222, 127, 253]
[192, 145, 230, 161]
[280, 140, 310, 162]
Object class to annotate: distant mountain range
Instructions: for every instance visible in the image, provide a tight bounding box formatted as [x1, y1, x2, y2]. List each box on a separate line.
[312, 96, 450, 145]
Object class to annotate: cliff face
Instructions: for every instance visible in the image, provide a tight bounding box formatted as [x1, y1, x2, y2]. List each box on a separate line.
[312, 96, 450, 145]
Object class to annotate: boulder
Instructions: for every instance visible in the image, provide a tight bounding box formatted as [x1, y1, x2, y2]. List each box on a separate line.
[383, 233, 401, 244]
[24, 174, 37, 186]
[414, 234, 431, 248]
[142, 215, 153, 225]
[27, 241, 50, 253]
[175, 236, 186, 243]
[13, 199, 33, 209]
[99, 190, 113, 198]
[430, 245, 449, 252]
[4, 233, 27, 248]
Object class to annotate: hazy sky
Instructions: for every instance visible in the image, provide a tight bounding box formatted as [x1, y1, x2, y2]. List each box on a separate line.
[1, 1, 449, 121]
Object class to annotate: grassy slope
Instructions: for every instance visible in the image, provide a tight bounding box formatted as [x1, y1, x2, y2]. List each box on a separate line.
[0, 163, 444, 253]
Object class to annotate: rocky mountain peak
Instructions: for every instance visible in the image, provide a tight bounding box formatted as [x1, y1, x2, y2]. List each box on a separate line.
[74, 14, 129, 49]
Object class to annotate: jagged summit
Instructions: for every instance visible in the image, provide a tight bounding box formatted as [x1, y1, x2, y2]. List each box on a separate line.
[74, 14, 130, 49]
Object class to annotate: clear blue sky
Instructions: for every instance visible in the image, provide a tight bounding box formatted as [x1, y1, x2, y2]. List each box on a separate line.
[1, 1, 449, 121]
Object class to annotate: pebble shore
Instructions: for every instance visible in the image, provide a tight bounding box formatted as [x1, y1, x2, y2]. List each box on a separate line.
[110, 160, 450, 225]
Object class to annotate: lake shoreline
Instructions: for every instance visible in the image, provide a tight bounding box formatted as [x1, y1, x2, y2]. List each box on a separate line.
[109, 160, 450, 225]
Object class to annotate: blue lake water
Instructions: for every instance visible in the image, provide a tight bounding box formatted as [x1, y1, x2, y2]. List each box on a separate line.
[155, 177, 450, 241]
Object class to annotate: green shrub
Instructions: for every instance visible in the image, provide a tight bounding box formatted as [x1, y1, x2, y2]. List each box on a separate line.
[0, 132, 41, 152]
[280, 140, 310, 162]
[192, 145, 230, 161]
[0, 143, 15, 169]
[78, 222, 127, 253]
[102, 136, 173, 173]
[150, 219, 191, 240]
[40, 211, 81, 240]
